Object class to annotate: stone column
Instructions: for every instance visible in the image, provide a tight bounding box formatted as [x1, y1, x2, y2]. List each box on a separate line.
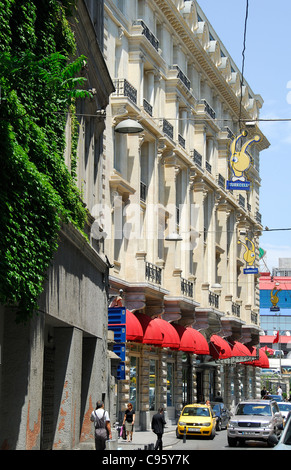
[53, 327, 82, 450]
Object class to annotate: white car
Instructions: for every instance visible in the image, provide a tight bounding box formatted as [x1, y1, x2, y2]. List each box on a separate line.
[271, 412, 291, 450]
[277, 402, 291, 422]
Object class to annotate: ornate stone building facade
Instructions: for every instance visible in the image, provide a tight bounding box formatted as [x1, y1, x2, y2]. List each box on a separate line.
[101, 0, 269, 428]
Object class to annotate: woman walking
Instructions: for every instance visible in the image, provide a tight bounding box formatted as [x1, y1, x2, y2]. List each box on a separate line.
[123, 403, 135, 442]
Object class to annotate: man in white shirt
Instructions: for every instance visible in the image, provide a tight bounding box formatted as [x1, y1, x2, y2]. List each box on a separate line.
[277, 386, 283, 399]
[90, 400, 112, 450]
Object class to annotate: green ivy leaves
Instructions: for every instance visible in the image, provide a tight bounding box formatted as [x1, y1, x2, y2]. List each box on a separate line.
[0, 1, 89, 322]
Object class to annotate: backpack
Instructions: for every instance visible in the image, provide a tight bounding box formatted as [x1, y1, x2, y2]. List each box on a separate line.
[94, 410, 106, 429]
[94, 410, 107, 440]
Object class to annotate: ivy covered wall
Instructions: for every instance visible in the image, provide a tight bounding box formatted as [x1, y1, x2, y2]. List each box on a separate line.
[0, 0, 90, 322]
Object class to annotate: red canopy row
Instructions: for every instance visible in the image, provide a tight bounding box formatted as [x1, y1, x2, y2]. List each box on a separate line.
[209, 335, 269, 368]
[122, 310, 269, 367]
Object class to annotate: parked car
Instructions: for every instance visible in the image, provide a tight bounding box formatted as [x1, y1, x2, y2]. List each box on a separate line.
[176, 404, 216, 439]
[227, 399, 284, 447]
[211, 402, 231, 430]
[263, 394, 282, 402]
[270, 411, 291, 450]
[277, 402, 291, 423]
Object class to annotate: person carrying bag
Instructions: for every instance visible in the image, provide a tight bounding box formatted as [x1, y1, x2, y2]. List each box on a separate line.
[90, 400, 112, 450]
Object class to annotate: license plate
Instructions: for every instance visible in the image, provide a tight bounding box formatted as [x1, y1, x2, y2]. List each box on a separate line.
[188, 427, 201, 433]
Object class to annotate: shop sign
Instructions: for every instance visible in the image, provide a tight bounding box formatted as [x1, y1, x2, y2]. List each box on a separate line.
[227, 130, 261, 190]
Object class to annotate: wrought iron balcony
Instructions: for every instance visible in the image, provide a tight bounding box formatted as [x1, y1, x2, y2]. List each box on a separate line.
[191, 149, 202, 167]
[162, 118, 173, 140]
[170, 65, 191, 90]
[205, 161, 212, 174]
[178, 133, 185, 148]
[145, 261, 162, 285]
[113, 78, 137, 104]
[209, 291, 219, 309]
[231, 302, 241, 318]
[143, 98, 153, 116]
[199, 99, 216, 119]
[217, 173, 225, 189]
[181, 278, 193, 297]
[238, 194, 245, 208]
[133, 20, 159, 51]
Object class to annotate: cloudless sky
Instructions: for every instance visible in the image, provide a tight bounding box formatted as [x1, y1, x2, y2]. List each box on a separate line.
[198, 0, 291, 272]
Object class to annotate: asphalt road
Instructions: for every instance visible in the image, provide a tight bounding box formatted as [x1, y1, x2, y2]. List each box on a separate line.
[170, 429, 273, 451]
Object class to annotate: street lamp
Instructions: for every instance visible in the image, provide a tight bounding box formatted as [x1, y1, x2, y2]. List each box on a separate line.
[165, 231, 182, 241]
[114, 118, 144, 134]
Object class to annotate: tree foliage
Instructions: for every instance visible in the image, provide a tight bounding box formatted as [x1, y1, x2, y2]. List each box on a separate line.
[0, 0, 90, 322]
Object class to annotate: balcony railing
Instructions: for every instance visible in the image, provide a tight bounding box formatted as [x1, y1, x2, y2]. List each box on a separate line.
[199, 99, 216, 119]
[143, 98, 153, 116]
[209, 291, 219, 309]
[145, 261, 162, 285]
[170, 65, 191, 90]
[191, 149, 202, 167]
[205, 161, 212, 174]
[162, 118, 173, 140]
[238, 194, 245, 208]
[181, 278, 193, 297]
[113, 78, 137, 104]
[217, 174, 225, 189]
[178, 133, 185, 148]
[232, 302, 241, 318]
[133, 20, 159, 51]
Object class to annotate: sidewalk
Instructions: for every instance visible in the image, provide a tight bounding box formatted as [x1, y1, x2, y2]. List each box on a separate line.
[111, 424, 178, 451]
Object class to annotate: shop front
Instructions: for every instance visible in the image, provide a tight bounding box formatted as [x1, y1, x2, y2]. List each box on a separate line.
[108, 307, 269, 429]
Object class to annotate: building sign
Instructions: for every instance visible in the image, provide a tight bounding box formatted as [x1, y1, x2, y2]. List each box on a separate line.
[238, 236, 258, 274]
[226, 130, 261, 190]
[270, 287, 281, 312]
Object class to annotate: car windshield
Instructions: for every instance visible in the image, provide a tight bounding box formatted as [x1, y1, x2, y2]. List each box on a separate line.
[182, 407, 210, 417]
[278, 403, 291, 412]
[236, 403, 271, 416]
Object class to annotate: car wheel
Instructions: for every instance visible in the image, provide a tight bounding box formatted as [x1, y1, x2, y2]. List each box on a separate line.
[176, 428, 182, 439]
[227, 437, 237, 447]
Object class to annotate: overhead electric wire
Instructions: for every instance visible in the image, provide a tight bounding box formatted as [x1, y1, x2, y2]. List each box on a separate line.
[239, 0, 249, 131]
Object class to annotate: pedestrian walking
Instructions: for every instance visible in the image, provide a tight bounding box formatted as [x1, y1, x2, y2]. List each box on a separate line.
[277, 385, 283, 399]
[123, 403, 135, 442]
[151, 407, 166, 450]
[90, 400, 112, 450]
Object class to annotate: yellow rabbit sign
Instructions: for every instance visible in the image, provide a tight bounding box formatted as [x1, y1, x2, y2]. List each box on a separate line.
[270, 287, 281, 312]
[227, 130, 261, 190]
[238, 236, 258, 274]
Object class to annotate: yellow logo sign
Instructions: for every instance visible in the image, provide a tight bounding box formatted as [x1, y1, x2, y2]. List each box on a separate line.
[238, 237, 258, 274]
[227, 130, 261, 190]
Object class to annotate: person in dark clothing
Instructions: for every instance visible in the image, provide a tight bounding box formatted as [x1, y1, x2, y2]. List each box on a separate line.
[151, 407, 166, 450]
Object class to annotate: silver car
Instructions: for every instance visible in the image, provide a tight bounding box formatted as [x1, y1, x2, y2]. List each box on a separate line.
[227, 399, 284, 447]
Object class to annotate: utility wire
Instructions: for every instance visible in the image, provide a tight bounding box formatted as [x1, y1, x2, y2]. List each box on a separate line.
[239, 0, 249, 131]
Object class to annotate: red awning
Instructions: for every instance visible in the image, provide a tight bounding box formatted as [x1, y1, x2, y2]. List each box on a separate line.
[172, 324, 195, 353]
[245, 347, 269, 368]
[231, 341, 251, 357]
[185, 327, 210, 355]
[125, 310, 144, 342]
[134, 313, 164, 346]
[151, 318, 180, 349]
[209, 335, 232, 360]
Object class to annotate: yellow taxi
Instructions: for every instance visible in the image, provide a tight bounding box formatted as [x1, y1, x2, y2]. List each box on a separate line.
[176, 404, 216, 439]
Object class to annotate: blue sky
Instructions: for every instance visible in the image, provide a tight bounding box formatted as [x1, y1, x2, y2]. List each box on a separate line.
[198, 0, 291, 272]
